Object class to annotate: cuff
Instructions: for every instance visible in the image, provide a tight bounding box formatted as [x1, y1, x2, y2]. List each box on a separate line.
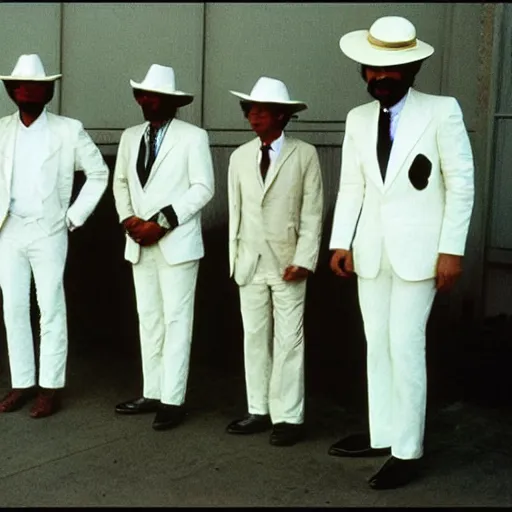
[66, 212, 78, 232]
[161, 205, 179, 230]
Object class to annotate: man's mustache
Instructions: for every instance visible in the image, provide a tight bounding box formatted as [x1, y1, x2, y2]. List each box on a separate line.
[368, 77, 401, 91]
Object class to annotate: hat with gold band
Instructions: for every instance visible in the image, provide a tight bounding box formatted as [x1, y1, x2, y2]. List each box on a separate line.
[339, 16, 434, 67]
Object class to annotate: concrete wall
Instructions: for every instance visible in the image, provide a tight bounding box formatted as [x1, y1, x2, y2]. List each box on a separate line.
[482, 3, 512, 317]
[0, 2, 497, 320]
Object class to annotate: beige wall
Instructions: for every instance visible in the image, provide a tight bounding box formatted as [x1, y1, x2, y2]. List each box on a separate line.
[0, 3, 497, 317]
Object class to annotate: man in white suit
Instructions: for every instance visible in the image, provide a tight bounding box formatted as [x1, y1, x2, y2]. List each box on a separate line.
[226, 77, 323, 446]
[113, 64, 214, 431]
[0, 54, 109, 418]
[328, 17, 474, 489]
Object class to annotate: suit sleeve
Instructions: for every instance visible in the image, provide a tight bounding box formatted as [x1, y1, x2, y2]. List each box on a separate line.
[329, 112, 365, 250]
[437, 98, 475, 255]
[291, 147, 324, 272]
[159, 129, 215, 226]
[112, 131, 135, 223]
[66, 123, 109, 228]
[227, 152, 241, 277]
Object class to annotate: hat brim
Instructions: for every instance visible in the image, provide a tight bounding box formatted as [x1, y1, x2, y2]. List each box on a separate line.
[339, 30, 434, 67]
[130, 80, 194, 106]
[0, 74, 61, 81]
[230, 90, 308, 113]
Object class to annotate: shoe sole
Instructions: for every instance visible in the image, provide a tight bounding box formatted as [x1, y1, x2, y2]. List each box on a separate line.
[226, 427, 271, 435]
[115, 408, 159, 415]
[152, 421, 183, 431]
[269, 438, 302, 447]
[30, 411, 59, 419]
[328, 447, 391, 458]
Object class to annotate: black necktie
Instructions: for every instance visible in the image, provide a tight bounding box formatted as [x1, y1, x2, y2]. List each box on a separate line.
[377, 108, 392, 182]
[260, 144, 271, 181]
[146, 125, 158, 173]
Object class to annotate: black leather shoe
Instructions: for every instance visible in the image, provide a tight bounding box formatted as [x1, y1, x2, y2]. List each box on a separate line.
[115, 397, 160, 415]
[269, 422, 305, 447]
[369, 456, 420, 490]
[226, 414, 271, 434]
[328, 433, 391, 457]
[152, 404, 186, 431]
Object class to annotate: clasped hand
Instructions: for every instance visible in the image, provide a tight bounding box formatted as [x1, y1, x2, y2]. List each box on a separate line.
[123, 216, 168, 247]
[282, 265, 309, 282]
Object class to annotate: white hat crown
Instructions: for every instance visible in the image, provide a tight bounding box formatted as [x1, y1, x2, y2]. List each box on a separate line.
[137, 64, 177, 92]
[339, 15, 434, 67]
[129, 63, 194, 105]
[249, 77, 292, 103]
[369, 16, 417, 47]
[229, 76, 308, 112]
[0, 53, 61, 81]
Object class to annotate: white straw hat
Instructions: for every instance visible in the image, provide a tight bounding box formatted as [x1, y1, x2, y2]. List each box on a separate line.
[0, 54, 61, 81]
[130, 64, 193, 106]
[230, 76, 307, 113]
[339, 16, 434, 67]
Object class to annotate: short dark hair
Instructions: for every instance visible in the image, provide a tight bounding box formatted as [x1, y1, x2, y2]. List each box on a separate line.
[3, 80, 55, 105]
[239, 100, 296, 130]
[360, 59, 425, 83]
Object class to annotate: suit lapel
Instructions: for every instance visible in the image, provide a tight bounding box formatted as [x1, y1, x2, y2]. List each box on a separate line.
[244, 138, 263, 195]
[384, 88, 432, 190]
[45, 114, 63, 161]
[129, 122, 149, 189]
[144, 118, 179, 189]
[365, 102, 385, 191]
[0, 113, 18, 194]
[262, 137, 297, 199]
[36, 113, 63, 198]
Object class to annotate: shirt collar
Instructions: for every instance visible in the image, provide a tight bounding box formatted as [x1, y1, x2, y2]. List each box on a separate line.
[385, 90, 409, 118]
[262, 131, 285, 153]
[145, 118, 172, 137]
[18, 108, 48, 131]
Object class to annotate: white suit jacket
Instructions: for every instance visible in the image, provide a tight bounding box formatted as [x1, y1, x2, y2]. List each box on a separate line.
[329, 88, 475, 281]
[228, 136, 324, 286]
[0, 111, 109, 234]
[113, 118, 215, 265]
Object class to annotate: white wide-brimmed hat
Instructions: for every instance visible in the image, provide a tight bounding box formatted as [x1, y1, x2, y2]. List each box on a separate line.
[0, 54, 62, 81]
[130, 64, 194, 106]
[230, 76, 307, 113]
[339, 16, 434, 67]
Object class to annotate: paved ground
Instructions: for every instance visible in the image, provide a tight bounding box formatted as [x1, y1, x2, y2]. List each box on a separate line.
[0, 321, 511, 508]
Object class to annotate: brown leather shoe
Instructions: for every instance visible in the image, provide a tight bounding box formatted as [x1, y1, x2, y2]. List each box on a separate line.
[30, 389, 61, 419]
[0, 388, 34, 413]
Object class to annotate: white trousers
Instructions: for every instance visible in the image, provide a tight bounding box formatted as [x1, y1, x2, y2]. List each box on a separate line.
[0, 214, 68, 389]
[238, 257, 307, 424]
[132, 245, 199, 406]
[357, 243, 436, 460]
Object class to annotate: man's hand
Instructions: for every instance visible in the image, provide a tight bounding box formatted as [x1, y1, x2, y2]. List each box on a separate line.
[435, 253, 463, 292]
[330, 249, 354, 278]
[122, 215, 145, 235]
[123, 217, 168, 247]
[282, 265, 309, 282]
[133, 221, 168, 247]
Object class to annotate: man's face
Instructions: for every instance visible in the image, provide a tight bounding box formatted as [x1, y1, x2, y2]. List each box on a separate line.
[8, 80, 53, 111]
[134, 89, 176, 123]
[364, 66, 411, 108]
[246, 103, 284, 139]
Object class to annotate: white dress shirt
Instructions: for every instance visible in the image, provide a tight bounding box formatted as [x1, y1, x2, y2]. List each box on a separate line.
[10, 110, 49, 219]
[257, 131, 285, 167]
[143, 119, 171, 168]
[384, 92, 408, 142]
